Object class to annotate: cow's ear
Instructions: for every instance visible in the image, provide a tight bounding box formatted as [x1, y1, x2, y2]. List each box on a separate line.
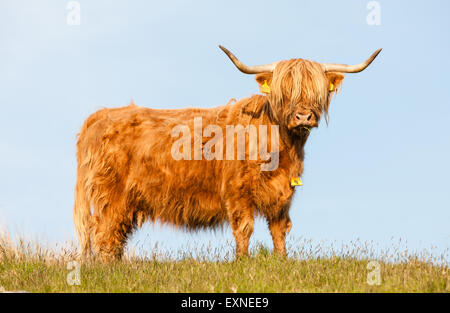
[255, 72, 273, 94]
[325, 72, 345, 93]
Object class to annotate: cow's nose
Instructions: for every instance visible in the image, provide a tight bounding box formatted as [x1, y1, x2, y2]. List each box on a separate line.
[295, 112, 313, 124]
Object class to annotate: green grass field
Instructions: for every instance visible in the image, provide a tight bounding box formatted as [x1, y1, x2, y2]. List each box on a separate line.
[0, 232, 448, 293]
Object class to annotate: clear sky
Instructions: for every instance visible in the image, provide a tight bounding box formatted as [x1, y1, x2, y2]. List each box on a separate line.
[0, 0, 449, 259]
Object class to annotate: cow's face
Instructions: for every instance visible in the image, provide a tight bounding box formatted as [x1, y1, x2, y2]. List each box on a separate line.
[255, 61, 345, 135]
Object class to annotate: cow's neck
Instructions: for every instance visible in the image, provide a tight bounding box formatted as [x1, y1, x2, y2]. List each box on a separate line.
[258, 97, 309, 177]
[279, 123, 308, 178]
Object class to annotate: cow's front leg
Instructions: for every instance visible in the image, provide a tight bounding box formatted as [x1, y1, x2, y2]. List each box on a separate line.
[228, 206, 254, 258]
[268, 216, 292, 256]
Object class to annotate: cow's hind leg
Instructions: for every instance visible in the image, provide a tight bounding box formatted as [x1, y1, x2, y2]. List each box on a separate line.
[228, 200, 255, 258]
[91, 211, 134, 262]
[268, 214, 292, 256]
[73, 174, 92, 259]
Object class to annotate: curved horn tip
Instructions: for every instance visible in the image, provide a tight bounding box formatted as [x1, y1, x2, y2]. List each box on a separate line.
[218, 45, 235, 60]
[372, 48, 383, 58]
[218, 45, 229, 53]
[218, 45, 278, 74]
[321, 48, 383, 73]
[365, 48, 383, 67]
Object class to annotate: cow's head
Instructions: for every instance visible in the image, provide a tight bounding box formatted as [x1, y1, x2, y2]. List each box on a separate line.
[219, 45, 381, 136]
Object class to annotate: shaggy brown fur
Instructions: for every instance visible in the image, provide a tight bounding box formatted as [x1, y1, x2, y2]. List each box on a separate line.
[74, 58, 347, 261]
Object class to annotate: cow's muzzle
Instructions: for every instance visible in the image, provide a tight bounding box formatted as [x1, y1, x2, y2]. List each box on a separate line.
[288, 111, 318, 130]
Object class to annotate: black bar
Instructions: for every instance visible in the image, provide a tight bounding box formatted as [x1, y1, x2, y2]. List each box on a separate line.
[0, 293, 447, 312]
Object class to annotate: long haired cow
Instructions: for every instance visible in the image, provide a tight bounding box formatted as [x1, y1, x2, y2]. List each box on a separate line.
[74, 46, 381, 261]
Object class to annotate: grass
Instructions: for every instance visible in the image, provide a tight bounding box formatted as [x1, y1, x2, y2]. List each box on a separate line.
[0, 232, 448, 293]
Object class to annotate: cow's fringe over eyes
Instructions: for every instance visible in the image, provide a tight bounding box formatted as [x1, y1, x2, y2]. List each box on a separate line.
[269, 59, 330, 125]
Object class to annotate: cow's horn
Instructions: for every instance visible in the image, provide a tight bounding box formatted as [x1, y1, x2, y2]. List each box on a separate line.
[219, 45, 278, 74]
[321, 48, 382, 73]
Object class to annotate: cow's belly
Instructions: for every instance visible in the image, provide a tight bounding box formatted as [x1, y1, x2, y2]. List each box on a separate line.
[139, 180, 227, 229]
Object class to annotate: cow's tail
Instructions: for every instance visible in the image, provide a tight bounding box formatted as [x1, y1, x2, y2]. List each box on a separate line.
[73, 168, 92, 259]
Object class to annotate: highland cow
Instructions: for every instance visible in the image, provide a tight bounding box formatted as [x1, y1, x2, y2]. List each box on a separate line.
[74, 45, 381, 261]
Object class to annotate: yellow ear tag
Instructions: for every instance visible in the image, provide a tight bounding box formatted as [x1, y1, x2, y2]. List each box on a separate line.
[329, 82, 335, 92]
[290, 177, 303, 187]
[260, 80, 271, 94]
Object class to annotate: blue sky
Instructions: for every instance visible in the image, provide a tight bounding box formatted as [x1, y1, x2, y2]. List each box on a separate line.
[0, 0, 449, 258]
